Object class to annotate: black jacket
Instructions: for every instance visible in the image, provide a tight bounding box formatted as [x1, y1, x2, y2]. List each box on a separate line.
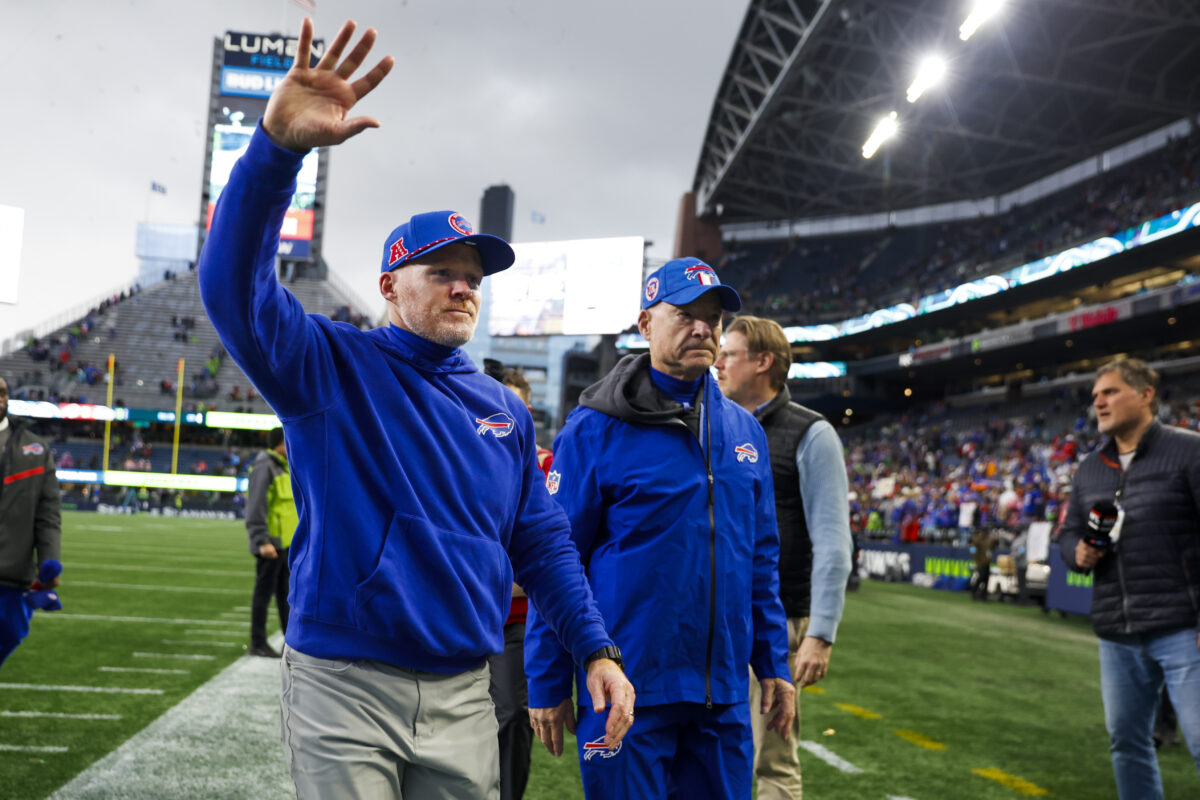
[0, 416, 62, 588]
[1059, 421, 1200, 637]
[755, 387, 823, 617]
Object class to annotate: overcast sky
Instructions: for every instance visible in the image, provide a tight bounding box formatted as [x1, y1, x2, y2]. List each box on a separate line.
[0, 0, 746, 346]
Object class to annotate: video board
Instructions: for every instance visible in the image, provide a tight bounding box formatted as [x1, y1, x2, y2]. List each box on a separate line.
[488, 236, 645, 336]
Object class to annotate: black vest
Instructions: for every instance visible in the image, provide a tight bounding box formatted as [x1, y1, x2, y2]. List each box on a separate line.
[755, 387, 824, 618]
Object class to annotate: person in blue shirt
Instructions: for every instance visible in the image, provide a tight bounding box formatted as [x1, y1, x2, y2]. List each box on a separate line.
[525, 259, 794, 799]
[197, 19, 633, 799]
[716, 314, 853, 799]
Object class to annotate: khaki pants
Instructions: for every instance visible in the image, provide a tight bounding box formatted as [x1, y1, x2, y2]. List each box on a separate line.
[748, 617, 807, 800]
[281, 645, 500, 799]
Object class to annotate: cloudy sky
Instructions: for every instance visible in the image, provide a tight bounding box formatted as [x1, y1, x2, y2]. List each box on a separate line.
[1, 0, 746, 346]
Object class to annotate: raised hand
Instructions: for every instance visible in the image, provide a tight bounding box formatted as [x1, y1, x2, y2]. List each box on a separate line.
[263, 18, 395, 153]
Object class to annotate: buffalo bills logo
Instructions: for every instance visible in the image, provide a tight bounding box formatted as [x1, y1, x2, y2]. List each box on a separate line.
[475, 412, 516, 438]
[735, 443, 758, 463]
[546, 470, 561, 495]
[644, 277, 659, 302]
[583, 736, 622, 761]
[388, 237, 410, 266]
[21, 443, 45, 456]
[684, 264, 718, 286]
[448, 213, 473, 236]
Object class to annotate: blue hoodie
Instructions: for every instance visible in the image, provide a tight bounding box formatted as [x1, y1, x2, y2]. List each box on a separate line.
[198, 126, 613, 673]
[525, 354, 791, 708]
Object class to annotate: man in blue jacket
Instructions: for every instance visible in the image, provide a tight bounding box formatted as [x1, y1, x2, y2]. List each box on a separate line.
[525, 258, 795, 799]
[198, 19, 633, 799]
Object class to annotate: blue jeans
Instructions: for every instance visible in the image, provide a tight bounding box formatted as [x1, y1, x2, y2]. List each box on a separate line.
[1099, 627, 1200, 800]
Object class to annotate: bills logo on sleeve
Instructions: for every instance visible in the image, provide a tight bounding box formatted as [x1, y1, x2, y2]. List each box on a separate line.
[583, 736, 622, 761]
[475, 412, 516, 438]
[22, 443, 45, 456]
[734, 443, 758, 463]
[546, 470, 561, 495]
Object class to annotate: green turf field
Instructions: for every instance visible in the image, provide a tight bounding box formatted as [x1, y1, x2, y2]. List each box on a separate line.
[1, 512, 273, 800]
[2, 512, 1197, 798]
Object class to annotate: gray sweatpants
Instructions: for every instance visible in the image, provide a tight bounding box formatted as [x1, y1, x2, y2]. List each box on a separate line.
[281, 645, 500, 799]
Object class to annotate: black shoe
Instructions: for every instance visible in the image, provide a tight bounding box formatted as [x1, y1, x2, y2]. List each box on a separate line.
[249, 643, 281, 658]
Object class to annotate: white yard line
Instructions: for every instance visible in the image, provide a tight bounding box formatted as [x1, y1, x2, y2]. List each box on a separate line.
[0, 744, 69, 753]
[798, 740, 864, 774]
[1, 711, 122, 720]
[66, 581, 244, 595]
[185, 629, 244, 636]
[98, 667, 188, 675]
[66, 563, 244, 577]
[0, 683, 163, 695]
[49, 633, 291, 800]
[132, 653, 215, 661]
[161, 640, 240, 647]
[43, 613, 243, 626]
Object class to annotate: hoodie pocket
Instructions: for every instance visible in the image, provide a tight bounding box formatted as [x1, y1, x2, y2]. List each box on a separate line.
[354, 512, 510, 658]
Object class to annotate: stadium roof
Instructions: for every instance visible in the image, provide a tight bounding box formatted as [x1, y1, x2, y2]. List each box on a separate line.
[694, 0, 1200, 223]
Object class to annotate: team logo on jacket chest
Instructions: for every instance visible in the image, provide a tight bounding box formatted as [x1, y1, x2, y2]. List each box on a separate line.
[734, 443, 758, 463]
[475, 412, 516, 438]
[21, 443, 45, 456]
[583, 736, 622, 761]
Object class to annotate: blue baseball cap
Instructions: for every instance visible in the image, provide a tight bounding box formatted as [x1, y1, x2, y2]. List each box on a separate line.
[381, 211, 515, 275]
[640, 257, 741, 312]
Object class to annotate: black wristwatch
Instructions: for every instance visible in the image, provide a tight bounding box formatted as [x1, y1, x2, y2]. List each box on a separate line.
[584, 645, 624, 672]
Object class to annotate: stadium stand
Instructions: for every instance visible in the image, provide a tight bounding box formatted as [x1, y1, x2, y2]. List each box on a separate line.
[0, 270, 374, 412]
[724, 128, 1200, 326]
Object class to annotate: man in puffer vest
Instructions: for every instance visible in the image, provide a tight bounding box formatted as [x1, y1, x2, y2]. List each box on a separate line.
[1059, 357, 1200, 799]
[246, 426, 296, 658]
[716, 315, 852, 799]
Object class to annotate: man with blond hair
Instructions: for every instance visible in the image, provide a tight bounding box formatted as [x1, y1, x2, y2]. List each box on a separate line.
[716, 315, 852, 799]
[198, 18, 633, 799]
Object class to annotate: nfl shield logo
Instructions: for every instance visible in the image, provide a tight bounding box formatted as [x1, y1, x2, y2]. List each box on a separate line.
[546, 470, 561, 495]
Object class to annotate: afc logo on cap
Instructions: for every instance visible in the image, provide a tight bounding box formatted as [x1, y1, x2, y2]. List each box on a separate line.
[388, 237, 410, 267]
[644, 277, 660, 303]
[448, 213, 473, 236]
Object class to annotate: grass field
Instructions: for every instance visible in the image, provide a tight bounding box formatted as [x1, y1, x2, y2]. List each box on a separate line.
[2, 512, 1197, 798]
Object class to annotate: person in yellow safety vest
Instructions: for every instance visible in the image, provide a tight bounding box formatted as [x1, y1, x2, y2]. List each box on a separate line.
[245, 426, 298, 658]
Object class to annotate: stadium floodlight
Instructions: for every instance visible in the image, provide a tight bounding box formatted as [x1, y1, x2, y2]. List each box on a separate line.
[960, 0, 1003, 41]
[862, 111, 899, 159]
[906, 55, 947, 103]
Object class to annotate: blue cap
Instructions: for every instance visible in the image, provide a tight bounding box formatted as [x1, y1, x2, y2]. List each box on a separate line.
[640, 257, 741, 311]
[381, 211, 515, 275]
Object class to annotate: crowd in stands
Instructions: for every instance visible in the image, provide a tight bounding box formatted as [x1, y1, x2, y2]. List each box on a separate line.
[845, 381, 1200, 547]
[332, 304, 374, 329]
[726, 128, 1200, 326]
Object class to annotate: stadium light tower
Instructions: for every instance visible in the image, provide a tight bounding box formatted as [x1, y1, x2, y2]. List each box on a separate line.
[960, 0, 1004, 41]
[862, 111, 899, 159]
[906, 55, 947, 103]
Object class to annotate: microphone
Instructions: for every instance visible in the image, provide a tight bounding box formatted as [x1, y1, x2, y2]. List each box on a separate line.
[1085, 501, 1119, 549]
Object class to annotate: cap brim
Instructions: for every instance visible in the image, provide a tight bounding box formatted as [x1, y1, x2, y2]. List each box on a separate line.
[658, 283, 742, 312]
[397, 233, 516, 276]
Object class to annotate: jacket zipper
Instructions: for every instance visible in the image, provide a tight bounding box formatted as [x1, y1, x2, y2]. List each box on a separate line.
[1114, 457, 1131, 634]
[669, 379, 717, 709]
[703, 385, 716, 710]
